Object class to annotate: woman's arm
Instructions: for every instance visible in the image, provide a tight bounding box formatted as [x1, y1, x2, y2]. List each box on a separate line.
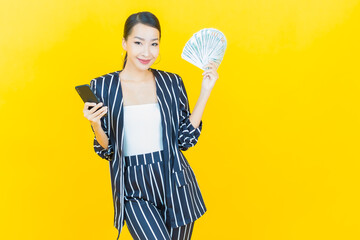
[91, 120, 109, 150]
[189, 61, 219, 128]
[84, 100, 112, 160]
[86, 78, 113, 161]
[177, 61, 219, 151]
[189, 89, 211, 128]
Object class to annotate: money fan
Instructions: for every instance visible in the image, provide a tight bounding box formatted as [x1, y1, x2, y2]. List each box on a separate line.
[181, 28, 227, 70]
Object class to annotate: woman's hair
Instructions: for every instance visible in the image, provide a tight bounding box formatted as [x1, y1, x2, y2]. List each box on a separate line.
[122, 11, 161, 69]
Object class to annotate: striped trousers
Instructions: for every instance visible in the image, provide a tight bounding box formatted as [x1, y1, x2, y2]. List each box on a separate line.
[124, 150, 194, 240]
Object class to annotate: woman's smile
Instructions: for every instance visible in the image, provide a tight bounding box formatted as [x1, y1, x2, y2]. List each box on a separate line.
[138, 58, 151, 64]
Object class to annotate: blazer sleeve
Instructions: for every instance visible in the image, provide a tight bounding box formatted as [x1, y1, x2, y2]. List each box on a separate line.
[177, 74, 203, 151]
[89, 78, 114, 161]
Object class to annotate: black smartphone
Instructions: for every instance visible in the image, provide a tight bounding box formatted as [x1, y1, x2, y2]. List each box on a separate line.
[75, 84, 107, 117]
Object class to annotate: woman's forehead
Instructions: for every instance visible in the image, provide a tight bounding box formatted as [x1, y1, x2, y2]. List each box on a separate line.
[130, 23, 159, 40]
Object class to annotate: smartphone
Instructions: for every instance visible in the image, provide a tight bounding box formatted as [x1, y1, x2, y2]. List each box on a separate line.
[75, 84, 107, 117]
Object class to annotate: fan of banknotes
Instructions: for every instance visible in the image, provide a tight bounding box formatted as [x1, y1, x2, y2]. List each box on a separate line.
[181, 28, 227, 70]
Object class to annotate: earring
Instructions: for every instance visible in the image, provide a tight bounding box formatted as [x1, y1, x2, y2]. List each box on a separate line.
[154, 54, 161, 64]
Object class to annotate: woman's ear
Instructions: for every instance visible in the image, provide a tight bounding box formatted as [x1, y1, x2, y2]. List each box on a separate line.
[122, 38, 127, 51]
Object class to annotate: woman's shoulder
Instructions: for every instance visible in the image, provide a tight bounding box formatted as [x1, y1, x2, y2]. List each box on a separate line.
[90, 70, 121, 93]
[151, 68, 182, 85]
[89, 70, 120, 102]
[91, 68, 183, 87]
[91, 70, 120, 83]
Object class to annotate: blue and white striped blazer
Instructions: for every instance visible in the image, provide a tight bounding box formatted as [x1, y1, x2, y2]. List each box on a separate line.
[89, 68, 207, 238]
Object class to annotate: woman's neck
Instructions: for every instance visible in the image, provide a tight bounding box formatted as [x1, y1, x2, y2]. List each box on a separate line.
[121, 63, 152, 82]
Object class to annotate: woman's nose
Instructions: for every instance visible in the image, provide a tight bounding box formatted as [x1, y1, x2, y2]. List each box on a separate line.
[142, 45, 150, 56]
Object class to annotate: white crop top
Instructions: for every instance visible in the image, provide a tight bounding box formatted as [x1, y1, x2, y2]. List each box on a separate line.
[123, 102, 164, 156]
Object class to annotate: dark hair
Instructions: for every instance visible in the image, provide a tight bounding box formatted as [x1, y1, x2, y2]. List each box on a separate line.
[122, 11, 161, 69]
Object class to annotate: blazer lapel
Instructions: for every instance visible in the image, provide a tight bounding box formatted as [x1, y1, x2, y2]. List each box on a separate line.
[113, 68, 180, 174]
[151, 68, 182, 174]
[151, 68, 171, 169]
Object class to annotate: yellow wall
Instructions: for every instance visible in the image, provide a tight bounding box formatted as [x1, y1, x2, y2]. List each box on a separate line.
[1, 0, 360, 239]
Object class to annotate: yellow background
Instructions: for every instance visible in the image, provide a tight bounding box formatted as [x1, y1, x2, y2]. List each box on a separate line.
[1, 0, 360, 239]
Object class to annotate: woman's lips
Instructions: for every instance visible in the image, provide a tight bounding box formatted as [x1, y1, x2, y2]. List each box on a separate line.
[138, 58, 151, 64]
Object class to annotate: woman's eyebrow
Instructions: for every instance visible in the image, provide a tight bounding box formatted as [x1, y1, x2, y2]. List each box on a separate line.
[134, 36, 159, 41]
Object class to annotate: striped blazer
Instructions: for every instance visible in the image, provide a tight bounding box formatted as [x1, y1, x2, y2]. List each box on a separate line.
[89, 68, 207, 238]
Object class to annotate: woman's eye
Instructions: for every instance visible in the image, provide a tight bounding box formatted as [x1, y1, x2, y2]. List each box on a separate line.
[134, 42, 158, 46]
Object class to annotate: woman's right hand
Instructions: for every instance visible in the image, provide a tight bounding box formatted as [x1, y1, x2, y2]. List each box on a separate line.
[83, 102, 108, 126]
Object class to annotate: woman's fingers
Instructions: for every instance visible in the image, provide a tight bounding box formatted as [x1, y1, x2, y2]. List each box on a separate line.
[83, 102, 104, 114]
[202, 61, 218, 75]
[83, 102, 108, 123]
[203, 61, 218, 70]
[84, 102, 100, 113]
[91, 106, 108, 119]
[92, 107, 108, 122]
[89, 106, 107, 119]
[84, 102, 96, 112]
[209, 61, 218, 68]
[89, 102, 103, 114]
[202, 68, 215, 75]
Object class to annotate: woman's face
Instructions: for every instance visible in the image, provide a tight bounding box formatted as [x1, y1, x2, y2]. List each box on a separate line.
[122, 23, 160, 71]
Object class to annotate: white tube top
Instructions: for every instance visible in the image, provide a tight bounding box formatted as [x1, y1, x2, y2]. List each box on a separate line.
[123, 102, 164, 157]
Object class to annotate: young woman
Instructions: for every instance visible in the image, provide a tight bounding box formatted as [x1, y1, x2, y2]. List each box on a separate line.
[83, 11, 219, 240]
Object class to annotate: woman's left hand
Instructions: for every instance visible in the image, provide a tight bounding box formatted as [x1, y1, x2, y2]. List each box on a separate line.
[201, 61, 219, 93]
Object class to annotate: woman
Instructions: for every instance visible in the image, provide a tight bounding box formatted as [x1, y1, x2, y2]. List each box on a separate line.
[83, 11, 219, 240]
